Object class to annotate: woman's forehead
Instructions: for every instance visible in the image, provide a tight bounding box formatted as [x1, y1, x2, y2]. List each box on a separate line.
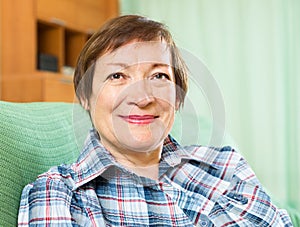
[96, 41, 172, 68]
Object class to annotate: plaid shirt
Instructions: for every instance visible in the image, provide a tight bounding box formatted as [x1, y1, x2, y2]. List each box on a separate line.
[18, 129, 292, 226]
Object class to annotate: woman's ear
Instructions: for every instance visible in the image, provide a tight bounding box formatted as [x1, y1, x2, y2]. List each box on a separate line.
[80, 98, 90, 110]
[175, 98, 180, 111]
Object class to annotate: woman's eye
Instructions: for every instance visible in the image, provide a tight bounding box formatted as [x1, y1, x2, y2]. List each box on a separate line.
[153, 73, 170, 80]
[107, 73, 124, 80]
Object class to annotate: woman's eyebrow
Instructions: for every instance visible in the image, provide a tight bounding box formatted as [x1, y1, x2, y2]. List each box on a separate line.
[151, 63, 170, 68]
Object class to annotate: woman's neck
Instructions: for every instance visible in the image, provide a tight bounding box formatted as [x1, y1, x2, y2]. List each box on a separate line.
[102, 142, 162, 180]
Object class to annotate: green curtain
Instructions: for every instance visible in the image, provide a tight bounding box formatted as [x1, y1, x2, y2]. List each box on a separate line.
[120, 0, 300, 210]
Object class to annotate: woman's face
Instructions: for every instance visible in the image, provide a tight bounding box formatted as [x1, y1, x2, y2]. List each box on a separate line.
[88, 40, 178, 154]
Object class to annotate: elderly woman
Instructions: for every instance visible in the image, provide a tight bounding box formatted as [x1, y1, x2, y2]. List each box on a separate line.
[18, 15, 292, 226]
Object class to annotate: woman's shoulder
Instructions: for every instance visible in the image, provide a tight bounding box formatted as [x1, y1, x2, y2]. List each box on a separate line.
[18, 164, 76, 225]
[181, 144, 242, 168]
[25, 163, 76, 194]
[180, 144, 264, 187]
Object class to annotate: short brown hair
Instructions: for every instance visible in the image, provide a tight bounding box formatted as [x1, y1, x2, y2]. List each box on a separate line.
[74, 15, 188, 108]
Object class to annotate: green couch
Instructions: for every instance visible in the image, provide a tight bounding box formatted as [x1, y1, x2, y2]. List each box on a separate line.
[0, 101, 299, 226]
[0, 101, 91, 226]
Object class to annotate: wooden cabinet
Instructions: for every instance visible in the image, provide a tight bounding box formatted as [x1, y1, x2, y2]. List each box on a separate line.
[36, 0, 118, 32]
[0, 0, 39, 102]
[41, 73, 76, 102]
[0, 0, 119, 102]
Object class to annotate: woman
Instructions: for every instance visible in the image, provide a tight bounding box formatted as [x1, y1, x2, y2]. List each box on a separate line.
[18, 15, 292, 226]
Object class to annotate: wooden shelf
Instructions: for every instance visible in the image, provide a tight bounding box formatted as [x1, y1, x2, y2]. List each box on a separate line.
[37, 21, 63, 72]
[65, 29, 88, 68]
[1, 0, 119, 102]
[37, 20, 88, 73]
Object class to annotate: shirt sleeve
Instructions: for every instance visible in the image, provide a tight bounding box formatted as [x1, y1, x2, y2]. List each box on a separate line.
[212, 154, 293, 226]
[18, 173, 73, 226]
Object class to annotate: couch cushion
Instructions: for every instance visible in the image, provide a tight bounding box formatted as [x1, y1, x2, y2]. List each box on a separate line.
[0, 101, 91, 226]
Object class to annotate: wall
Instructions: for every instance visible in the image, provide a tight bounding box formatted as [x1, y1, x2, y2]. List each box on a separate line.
[120, 0, 300, 209]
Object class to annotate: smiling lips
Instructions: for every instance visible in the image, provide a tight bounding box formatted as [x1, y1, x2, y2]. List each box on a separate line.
[120, 115, 158, 125]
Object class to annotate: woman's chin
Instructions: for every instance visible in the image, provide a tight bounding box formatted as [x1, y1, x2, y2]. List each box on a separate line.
[118, 133, 164, 153]
[113, 121, 170, 152]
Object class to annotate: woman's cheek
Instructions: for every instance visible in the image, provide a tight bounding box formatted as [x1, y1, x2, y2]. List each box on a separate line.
[154, 85, 177, 108]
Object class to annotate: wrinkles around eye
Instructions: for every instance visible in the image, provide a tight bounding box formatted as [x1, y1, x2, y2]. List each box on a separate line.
[107, 73, 125, 81]
[151, 72, 171, 80]
[104, 72, 173, 87]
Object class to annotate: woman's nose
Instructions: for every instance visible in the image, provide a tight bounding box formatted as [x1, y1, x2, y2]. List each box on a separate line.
[127, 79, 155, 107]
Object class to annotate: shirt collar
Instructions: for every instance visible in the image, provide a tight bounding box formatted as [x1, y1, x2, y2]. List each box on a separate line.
[71, 129, 220, 189]
[162, 135, 221, 170]
[71, 129, 118, 189]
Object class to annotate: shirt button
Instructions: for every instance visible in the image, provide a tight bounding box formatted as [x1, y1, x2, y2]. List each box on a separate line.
[200, 220, 208, 226]
[199, 215, 211, 226]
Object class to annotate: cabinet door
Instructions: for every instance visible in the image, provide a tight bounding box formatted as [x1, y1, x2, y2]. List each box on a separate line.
[1, 0, 36, 74]
[2, 76, 43, 102]
[43, 75, 76, 102]
[1, 0, 42, 101]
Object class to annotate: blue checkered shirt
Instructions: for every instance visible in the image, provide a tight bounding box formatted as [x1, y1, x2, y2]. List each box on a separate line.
[18, 129, 292, 226]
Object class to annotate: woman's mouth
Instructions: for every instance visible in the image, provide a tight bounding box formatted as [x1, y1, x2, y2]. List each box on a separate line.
[119, 115, 158, 125]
